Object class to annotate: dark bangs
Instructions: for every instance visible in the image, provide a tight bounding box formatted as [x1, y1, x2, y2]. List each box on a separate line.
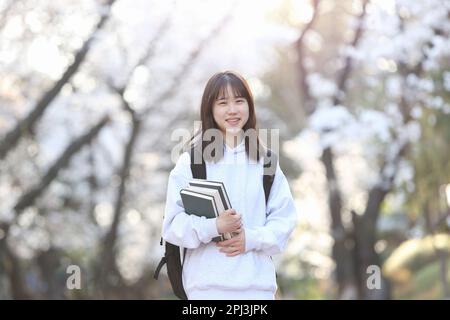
[210, 73, 253, 103]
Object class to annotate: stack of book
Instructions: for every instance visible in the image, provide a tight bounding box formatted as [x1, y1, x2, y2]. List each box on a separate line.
[180, 179, 234, 242]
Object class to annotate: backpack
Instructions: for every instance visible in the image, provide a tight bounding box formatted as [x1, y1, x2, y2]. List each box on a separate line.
[153, 146, 278, 300]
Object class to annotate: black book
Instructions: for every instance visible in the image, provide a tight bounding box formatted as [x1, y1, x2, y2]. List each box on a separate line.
[180, 186, 231, 242]
[189, 179, 240, 239]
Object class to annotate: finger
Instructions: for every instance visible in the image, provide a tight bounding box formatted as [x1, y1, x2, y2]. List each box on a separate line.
[226, 252, 240, 257]
[226, 250, 242, 257]
[216, 239, 234, 247]
[220, 246, 235, 254]
[216, 240, 226, 246]
[230, 216, 240, 223]
[216, 240, 232, 247]
[227, 238, 239, 245]
[220, 238, 238, 248]
[225, 243, 240, 251]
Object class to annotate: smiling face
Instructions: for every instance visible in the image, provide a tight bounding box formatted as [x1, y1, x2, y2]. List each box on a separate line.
[212, 84, 250, 136]
[198, 71, 260, 160]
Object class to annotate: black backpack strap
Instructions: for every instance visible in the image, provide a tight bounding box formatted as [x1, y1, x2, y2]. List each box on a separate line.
[190, 146, 206, 179]
[153, 256, 166, 280]
[263, 149, 277, 205]
[153, 250, 186, 281]
[182, 248, 187, 266]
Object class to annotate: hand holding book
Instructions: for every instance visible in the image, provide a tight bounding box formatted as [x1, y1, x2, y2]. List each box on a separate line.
[180, 179, 239, 242]
[216, 229, 246, 257]
[216, 209, 242, 235]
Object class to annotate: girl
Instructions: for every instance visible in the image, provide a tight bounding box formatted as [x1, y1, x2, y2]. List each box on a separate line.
[162, 71, 297, 300]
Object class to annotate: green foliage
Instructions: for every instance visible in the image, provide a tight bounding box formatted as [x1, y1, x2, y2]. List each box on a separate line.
[384, 234, 450, 299]
[403, 67, 450, 221]
[277, 274, 328, 299]
[395, 260, 450, 299]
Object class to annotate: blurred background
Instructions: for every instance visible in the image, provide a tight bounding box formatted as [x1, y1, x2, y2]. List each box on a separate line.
[0, 0, 449, 300]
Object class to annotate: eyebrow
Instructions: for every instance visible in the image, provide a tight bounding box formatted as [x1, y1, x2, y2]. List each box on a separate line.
[216, 95, 244, 100]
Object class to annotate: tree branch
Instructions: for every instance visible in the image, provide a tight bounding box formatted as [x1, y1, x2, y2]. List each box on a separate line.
[295, 0, 321, 116]
[333, 0, 369, 106]
[0, 0, 18, 31]
[13, 115, 110, 214]
[0, 0, 116, 160]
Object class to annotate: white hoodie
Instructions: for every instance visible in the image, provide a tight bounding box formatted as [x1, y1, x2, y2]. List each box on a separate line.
[162, 140, 298, 299]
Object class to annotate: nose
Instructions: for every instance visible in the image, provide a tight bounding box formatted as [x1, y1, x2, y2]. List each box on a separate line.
[227, 101, 238, 114]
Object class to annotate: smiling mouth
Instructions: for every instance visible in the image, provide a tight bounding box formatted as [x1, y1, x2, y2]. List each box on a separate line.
[226, 118, 240, 125]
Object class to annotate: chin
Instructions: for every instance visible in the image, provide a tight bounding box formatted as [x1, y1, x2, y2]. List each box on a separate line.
[225, 126, 242, 134]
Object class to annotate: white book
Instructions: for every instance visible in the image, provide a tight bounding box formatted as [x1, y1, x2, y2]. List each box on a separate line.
[188, 179, 232, 210]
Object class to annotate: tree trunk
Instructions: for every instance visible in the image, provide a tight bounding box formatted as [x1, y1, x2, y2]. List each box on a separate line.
[0, 224, 31, 299]
[97, 117, 141, 294]
[352, 211, 391, 299]
[321, 148, 358, 299]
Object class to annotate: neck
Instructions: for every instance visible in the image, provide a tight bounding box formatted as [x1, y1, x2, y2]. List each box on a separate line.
[223, 131, 243, 148]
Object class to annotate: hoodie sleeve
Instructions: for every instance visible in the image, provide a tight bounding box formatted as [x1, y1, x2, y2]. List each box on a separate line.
[244, 162, 298, 256]
[162, 152, 221, 248]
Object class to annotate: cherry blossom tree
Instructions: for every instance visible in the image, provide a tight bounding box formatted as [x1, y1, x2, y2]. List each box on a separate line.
[293, 0, 450, 299]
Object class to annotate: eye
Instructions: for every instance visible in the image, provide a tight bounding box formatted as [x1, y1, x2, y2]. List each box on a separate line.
[236, 99, 245, 104]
